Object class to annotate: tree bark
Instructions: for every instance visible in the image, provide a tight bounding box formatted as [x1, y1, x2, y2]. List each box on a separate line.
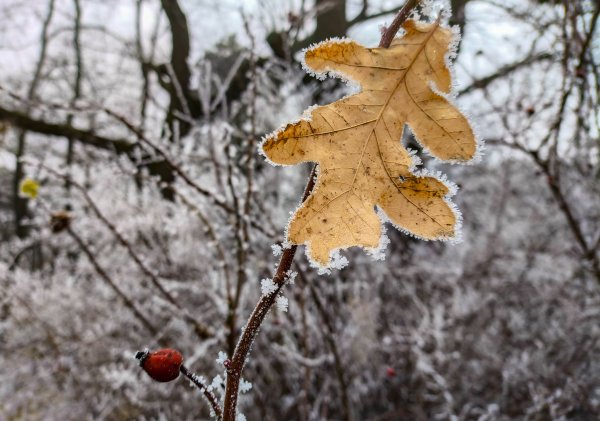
[13, 0, 56, 239]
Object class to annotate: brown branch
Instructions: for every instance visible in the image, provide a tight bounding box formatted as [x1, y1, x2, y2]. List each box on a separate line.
[65, 0, 83, 174]
[158, 0, 200, 137]
[159, 0, 191, 91]
[0, 104, 136, 154]
[100, 106, 273, 238]
[291, 0, 349, 52]
[458, 52, 553, 96]
[532, 155, 600, 283]
[221, 165, 317, 421]
[98, 106, 236, 213]
[221, 3, 421, 419]
[0, 91, 277, 237]
[491, 139, 600, 284]
[575, 1, 599, 75]
[379, 0, 420, 48]
[349, 0, 369, 24]
[350, 6, 399, 26]
[13, 0, 56, 238]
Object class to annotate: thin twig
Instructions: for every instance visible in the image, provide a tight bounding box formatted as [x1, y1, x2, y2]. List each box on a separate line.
[36, 199, 160, 337]
[379, 0, 420, 48]
[221, 164, 317, 421]
[179, 365, 223, 420]
[35, 162, 214, 339]
[299, 268, 351, 420]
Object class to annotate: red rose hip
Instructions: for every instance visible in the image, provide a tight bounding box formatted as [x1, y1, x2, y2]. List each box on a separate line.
[136, 348, 183, 382]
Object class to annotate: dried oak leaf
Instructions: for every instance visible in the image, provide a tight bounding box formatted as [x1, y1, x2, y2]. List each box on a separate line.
[262, 19, 478, 267]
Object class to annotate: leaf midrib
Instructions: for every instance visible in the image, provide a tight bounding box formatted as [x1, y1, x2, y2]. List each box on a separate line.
[350, 22, 440, 187]
[297, 23, 447, 235]
[351, 22, 447, 228]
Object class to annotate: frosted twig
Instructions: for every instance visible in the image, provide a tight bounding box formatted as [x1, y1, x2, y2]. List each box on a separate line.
[32, 161, 214, 339]
[179, 365, 223, 420]
[37, 201, 159, 337]
[220, 3, 421, 419]
[221, 164, 317, 421]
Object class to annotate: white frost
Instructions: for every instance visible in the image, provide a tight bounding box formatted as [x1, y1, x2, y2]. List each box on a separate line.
[367, 230, 390, 262]
[271, 243, 283, 256]
[286, 270, 297, 285]
[276, 295, 289, 312]
[260, 278, 277, 296]
[216, 351, 227, 365]
[208, 374, 223, 392]
[239, 378, 253, 393]
[329, 251, 349, 270]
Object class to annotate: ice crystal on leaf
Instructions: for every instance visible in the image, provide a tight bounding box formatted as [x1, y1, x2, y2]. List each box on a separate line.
[261, 19, 478, 268]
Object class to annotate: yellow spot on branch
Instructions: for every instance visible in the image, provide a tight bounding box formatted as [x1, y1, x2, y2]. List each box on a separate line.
[20, 178, 40, 199]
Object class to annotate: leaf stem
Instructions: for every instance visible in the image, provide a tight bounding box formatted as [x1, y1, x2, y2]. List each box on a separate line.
[379, 0, 421, 48]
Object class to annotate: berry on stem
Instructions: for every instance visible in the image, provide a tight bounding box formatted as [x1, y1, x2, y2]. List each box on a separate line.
[136, 348, 183, 382]
[386, 367, 396, 378]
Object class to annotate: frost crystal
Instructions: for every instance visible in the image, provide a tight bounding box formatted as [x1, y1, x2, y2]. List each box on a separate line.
[329, 251, 349, 270]
[315, 250, 349, 274]
[189, 373, 207, 389]
[239, 378, 253, 393]
[276, 295, 289, 312]
[260, 278, 277, 296]
[367, 231, 390, 261]
[208, 374, 223, 392]
[286, 270, 297, 285]
[216, 351, 227, 365]
[271, 243, 283, 256]
[421, 0, 452, 23]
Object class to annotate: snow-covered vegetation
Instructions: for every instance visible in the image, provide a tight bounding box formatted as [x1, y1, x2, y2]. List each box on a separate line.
[0, 0, 599, 419]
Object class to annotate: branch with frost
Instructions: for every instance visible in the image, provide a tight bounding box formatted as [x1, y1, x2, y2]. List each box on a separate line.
[0, 86, 275, 237]
[28, 160, 215, 340]
[0, 102, 135, 154]
[179, 365, 223, 420]
[221, 165, 317, 420]
[35, 200, 160, 337]
[221, 2, 423, 419]
[120, 1, 423, 419]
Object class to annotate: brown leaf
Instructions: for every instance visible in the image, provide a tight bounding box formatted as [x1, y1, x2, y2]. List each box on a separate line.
[262, 19, 478, 267]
